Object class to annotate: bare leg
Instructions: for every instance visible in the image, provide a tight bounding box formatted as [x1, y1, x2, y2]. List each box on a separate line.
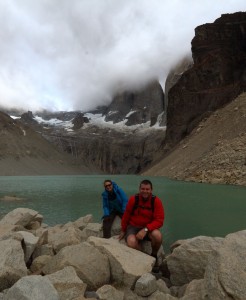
[149, 229, 162, 256]
[126, 234, 142, 251]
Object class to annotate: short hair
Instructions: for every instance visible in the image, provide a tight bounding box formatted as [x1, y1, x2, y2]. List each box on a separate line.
[104, 179, 112, 185]
[139, 179, 152, 189]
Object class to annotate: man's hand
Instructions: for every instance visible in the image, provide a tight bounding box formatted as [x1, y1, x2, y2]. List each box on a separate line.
[136, 228, 147, 240]
[118, 231, 126, 240]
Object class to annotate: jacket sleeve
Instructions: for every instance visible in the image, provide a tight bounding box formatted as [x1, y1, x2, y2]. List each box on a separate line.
[147, 196, 164, 231]
[121, 196, 134, 232]
[117, 187, 128, 212]
[102, 192, 110, 217]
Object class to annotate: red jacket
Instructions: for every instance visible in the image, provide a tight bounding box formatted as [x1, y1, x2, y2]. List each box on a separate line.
[121, 194, 164, 232]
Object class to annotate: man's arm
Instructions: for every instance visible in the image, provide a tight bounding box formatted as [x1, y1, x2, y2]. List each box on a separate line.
[146, 197, 164, 231]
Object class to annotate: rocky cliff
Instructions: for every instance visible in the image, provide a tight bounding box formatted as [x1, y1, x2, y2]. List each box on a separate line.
[0, 112, 100, 175]
[104, 80, 164, 126]
[165, 12, 246, 149]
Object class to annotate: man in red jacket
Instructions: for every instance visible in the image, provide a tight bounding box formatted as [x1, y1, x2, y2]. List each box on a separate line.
[119, 179, 164, 260]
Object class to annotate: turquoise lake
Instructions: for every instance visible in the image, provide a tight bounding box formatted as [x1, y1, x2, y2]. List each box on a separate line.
[0, 175, 246, 253]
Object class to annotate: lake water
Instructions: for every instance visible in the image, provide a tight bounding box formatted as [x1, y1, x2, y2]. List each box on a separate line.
[0, 175, 246, 253]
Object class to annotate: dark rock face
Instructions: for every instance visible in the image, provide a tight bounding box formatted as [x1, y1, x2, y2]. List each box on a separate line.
[20, 111, 37, 125]
[165, 12, 246, 148]
[72, 113, 89, 130]
[104, 80, 165, 126]
[45, 127, 165, 174]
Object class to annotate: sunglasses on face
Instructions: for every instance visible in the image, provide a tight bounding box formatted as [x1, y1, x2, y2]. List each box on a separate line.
[105, 183, 112, 188]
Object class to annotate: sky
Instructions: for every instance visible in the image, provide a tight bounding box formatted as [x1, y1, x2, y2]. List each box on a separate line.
[0, 0, 245, 112]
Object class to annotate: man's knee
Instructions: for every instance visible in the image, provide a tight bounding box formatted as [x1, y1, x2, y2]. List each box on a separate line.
[127, 234, 138, 248]
[149, 229, 162, 243]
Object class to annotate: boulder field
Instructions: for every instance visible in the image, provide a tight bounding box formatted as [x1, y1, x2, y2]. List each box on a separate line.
[0, 207, 246, 299]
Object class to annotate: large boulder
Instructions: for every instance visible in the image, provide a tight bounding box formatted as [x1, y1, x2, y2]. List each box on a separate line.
[203, 230, 246, 299]
[88, 236, 155, 288]
[4, 275, 59, 300]
[166, 236, 223, 286]
[42, 242, 110, 290]
[17, 231, 39, 263]
[47, 223, 83, 253]
[46, 266, 87, 300]
[0, 208, 41, 227]
[0, 237, 28, 291]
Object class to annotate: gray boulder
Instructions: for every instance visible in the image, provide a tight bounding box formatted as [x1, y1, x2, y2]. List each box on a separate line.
[46, 266, 87, 300]
[47, 223, 83, 253]
[0, 237, 27, 291]
[88, 236, 155, 288]
[16, 231, 39, 263]
[134, 273, 157, 297]
[0, 208, 42, 227]
[4, 275, 59, 300]
[42, 242, 110, 290]
[166, 236, 224, 286]
[96, 285, 124, 300]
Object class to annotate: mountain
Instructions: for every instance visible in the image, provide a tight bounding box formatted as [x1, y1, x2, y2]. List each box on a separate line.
[164, 12, 246, 150]
[143, 92, 246, 186]
[0, 112, 101, 175]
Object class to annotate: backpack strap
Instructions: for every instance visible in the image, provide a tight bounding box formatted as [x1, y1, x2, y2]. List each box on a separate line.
[131, 194, 156, 215]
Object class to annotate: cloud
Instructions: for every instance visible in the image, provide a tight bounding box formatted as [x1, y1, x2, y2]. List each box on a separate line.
[0, 0, 245, 112]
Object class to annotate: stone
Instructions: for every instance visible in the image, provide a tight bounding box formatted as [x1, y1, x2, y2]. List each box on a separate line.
[16, 231, 39, 263]
[96, 285, 124, 300]
[4, 275, 59, 300]
[88, 236, 155, 288]
[73, 214, 93, 230]
[134, 273, 157, 297]
[0, 208, 40, 227]
[166, 236, 223, 286]
[47, 223, 83, 253]
[42, 242, 110, 290]
[0, 237, 27, 291]
[46, 266, 87, 300]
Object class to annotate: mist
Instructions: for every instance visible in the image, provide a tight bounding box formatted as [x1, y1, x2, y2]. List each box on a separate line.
[0, 0, 245, 112]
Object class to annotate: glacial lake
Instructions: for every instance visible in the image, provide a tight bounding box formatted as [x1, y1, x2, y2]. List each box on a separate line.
[0, 175, 246, 253]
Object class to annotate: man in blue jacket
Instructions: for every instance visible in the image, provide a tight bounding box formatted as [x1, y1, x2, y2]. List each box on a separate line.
[102, 179, 128, 238]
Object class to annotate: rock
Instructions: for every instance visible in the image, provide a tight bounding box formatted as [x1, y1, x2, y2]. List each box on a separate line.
[149, 291, 177, 299]
[104, 80, 164, 126]
[0, 237, 27, 291]
[96, 285, 124, 300]
[80, 223, 103, 240]
[134, 273, 157, 297]
[165, 12, 246, 148]
[30, 255, 53, 274]
[166, 236, 223, 286]
[156, 278, 171, 295]
[203, 230, 246, 299]
[72, 112, 89, 130]
[0, 208, 41, 227]
[0, 224, 24, 239]
[88, 236, 155, 288]
[73, 214, 93, 230]
[16, 231, 39, 263]
[32, 244, 54, 259]
[47, 223, 83, 253]
[180, 279, 206, 300]
[4, 275, 59, 300]
[46, 266, 87, 300]
[42, 242, 110, 290]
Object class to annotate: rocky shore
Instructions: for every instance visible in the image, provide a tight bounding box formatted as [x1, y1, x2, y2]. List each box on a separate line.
[0, 208, 246, 299]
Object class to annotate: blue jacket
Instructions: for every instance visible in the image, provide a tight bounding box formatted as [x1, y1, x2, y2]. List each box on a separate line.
[102, 182, 128, 217]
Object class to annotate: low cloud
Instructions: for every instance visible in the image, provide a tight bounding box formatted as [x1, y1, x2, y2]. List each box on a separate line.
[0, 0, 245, 112]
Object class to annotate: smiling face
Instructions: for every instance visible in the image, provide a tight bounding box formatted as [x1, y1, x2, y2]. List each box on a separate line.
[104, 181, 113, 192]
[139, 183, 152, 200]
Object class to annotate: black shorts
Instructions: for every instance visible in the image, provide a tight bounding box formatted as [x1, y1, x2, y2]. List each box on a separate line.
[125, 225, 151, 241]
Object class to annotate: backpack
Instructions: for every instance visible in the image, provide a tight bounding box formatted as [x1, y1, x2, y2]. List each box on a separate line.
[131, 194, 156, 215]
